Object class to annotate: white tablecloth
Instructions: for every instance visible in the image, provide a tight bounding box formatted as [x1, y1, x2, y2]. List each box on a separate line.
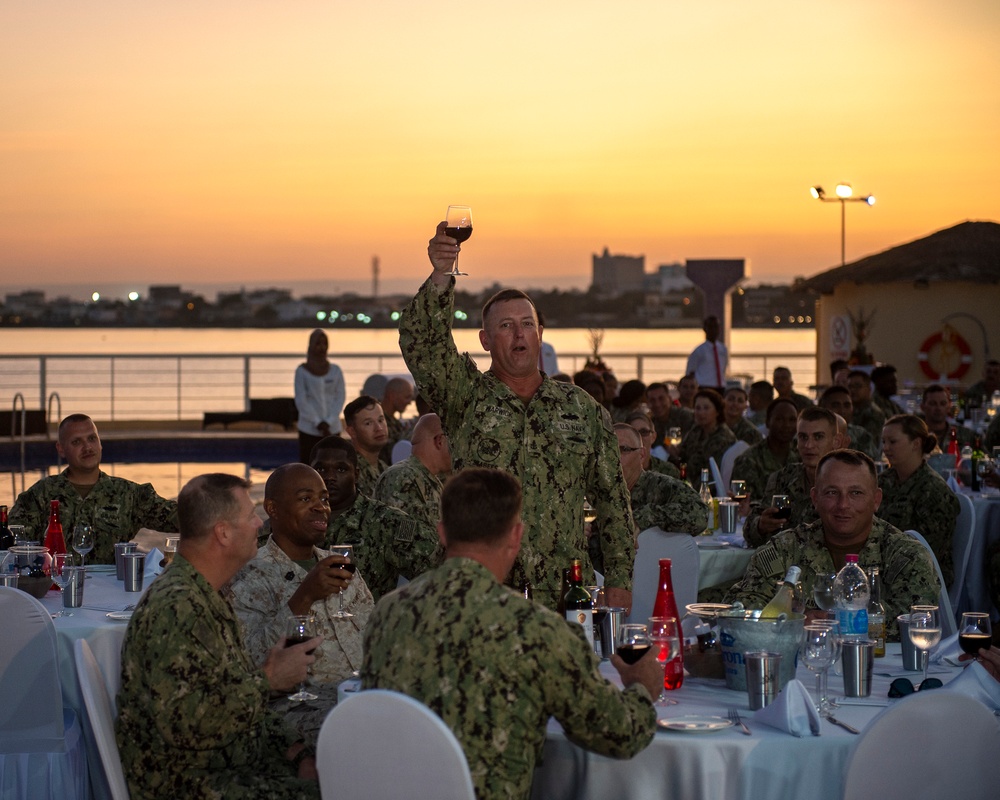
[697, 535, 754, 590]
[530, 644, 963, 800]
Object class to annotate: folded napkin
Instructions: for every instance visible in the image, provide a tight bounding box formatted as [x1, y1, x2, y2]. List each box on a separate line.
[929, 632, 962, 665]
[944, 662, 1000, 712]
[145, 548, 164, 577]
[752, 679, 821, 737]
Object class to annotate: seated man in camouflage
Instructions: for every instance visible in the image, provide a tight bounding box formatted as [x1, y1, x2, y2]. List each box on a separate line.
[819, 384, 880, 460]
[343, 395, 389, 497]
[743, 406, 844, 548]
[731, 397, 799, 503]
[363, 468, 660, 800]
[727, 450, 939, 641]
[625, 410, 681, 480]
[231, 463, 375, 746]
[11, 413, 178, 562]
[374, 412, 452, 529]
[311, 435, 439, 600]
[723, 386, 764, 447]
[116, 473, 320, 799]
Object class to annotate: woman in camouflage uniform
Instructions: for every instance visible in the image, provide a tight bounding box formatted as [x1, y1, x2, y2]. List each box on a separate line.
[674, 389, 737, 485]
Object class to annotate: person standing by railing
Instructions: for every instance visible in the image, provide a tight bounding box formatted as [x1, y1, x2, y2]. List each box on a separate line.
[294, 329, 345, 464]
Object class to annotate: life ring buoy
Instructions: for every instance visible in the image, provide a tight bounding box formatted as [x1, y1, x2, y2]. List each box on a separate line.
[917, 328, 973, 380]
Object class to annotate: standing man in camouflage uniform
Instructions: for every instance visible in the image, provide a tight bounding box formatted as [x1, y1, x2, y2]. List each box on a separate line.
[849, 369, 888, 443]
[727, 450, 939, 641]
[362, 469, 659, 800]
[11, 413, 178, 562]
[343, 395, 389, 497]
[743, 407, 844, 547]
[311, 436, 439, 600]
[731, 397, 799, 503]
[374, 413, 452, 529]
[116, 473, 320, 799]
[231, 464, 374, 746]
[398, 222, 636, 611]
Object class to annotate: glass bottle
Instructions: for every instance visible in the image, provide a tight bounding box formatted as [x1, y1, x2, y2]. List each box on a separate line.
[563, 559, 594, 649]
[833, 555, 870, 640]
[867, 566, 886, 657]
[652, 558, 684, 690]
[43, 500, 67, 590]
[698, 468, 713, 533]
[759, 565, 801, 618]
[0, 505, 13, 551]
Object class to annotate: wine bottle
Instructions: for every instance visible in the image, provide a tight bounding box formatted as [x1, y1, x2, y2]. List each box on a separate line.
[698, 468, 713, 532]
[43, 499, 67, 590]
[759, 566, 801, 618]
[652, 558, 684, 690]
[563, 559, 594, 649]
[0, 505, 13, 550]
[867, 566, 886, 657]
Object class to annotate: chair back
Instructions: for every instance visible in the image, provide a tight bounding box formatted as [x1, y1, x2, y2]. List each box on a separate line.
[720, 440, 750, 488]
[73, 640, 130, 800]
[708, 457, 725, 498]
[902, 530, 957, 637]
[627, 527, 700, 629]
[316, 689, 475, 800]
[949, 493, 976, 613]
[0, 586, 67, 748]
[842, 691, 1000, 800]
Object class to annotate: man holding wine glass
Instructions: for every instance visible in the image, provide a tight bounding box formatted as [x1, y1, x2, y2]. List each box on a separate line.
[399, 220, 636, 611]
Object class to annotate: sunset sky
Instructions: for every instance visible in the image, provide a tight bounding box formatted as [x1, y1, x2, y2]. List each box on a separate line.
[2, 1, 998, 298]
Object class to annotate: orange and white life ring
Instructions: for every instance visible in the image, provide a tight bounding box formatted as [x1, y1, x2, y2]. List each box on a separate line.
[917, 327, 973, 380]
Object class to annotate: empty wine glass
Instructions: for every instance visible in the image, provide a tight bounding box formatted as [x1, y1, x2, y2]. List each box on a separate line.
[958, 612, 992, 656]
[909, 605, 942, 685]
[331, 544, 355, 619]
[72, 524, 94, 567]
[648, 616, 681, 707]
[444, 205, 473, 276]
[52, 552, 73, 617]
[801, 624, 838, 714]
[812, 573, 836, 614]
[286, 615, 318, 702]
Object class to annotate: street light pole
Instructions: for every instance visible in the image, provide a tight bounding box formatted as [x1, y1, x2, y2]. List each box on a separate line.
[810, 183, 875, 266]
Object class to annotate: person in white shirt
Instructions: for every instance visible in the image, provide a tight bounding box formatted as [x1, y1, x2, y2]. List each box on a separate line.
[294, 330, 346, 463]
[685, 316, 727, 392]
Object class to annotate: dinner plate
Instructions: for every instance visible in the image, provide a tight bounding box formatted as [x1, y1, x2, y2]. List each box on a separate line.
[657, 715, 734, 733]
[697, 540, 731, 550]
[685, 603, 733, 620]
[107, 610, 133, 621]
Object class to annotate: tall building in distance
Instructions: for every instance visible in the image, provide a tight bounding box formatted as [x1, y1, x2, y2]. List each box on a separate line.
[591, 248, 645, 294]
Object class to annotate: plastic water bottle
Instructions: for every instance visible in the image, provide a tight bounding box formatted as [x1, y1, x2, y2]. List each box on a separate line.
[833, 555, 870, 639]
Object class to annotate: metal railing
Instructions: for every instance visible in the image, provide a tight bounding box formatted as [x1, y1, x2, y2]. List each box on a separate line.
[1, 351, 817, 423]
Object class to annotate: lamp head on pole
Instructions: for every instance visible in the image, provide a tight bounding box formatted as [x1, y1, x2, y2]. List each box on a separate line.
[810, 186, 825, 199]
[835, 183, 853, 199]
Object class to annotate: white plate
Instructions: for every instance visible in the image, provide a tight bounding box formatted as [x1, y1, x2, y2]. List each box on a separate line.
[107, 610, 133, 621]
[685, 603, 733, 620]
[697, 540, 731, 550]
[658, 715, 734, 733]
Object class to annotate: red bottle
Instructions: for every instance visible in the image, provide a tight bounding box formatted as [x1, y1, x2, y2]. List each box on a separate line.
[43, 500, 67, 591]
[652, 558, 684, 690]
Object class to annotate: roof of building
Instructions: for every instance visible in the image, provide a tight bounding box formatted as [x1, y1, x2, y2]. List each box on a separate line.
[797, 220, 1000, 293]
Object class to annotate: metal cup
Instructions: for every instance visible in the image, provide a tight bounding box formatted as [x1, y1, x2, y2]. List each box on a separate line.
[841, 639, 875, 697]
[597, 607, 627, 658]
[718, 500, 739, 534]
[0, 573, 17, 588]
[745, 651, 781, 710]
[115, 542, 138, 580]
[122, 551, 145, 592]
[897, 614, 923, 671]
[63, 566, 86, 608]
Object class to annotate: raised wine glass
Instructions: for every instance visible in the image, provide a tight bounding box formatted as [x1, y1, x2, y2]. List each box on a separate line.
[616, 623, 651, 666]
[444, 205, 473, 276]
[801, 624, 838, 714]
[648, 616, 681, 706]
[286, 615, 319, 702]
[909, 605, 942, 685]
[331, 544, 355, 619]
[958, 612, 992, 657]
[812, 573, 836, 615]
[51, 552, 73, 617]
[72, 524, 94, 568]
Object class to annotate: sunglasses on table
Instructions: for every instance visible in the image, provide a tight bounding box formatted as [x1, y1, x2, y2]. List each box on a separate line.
[888, 677, 943, 698]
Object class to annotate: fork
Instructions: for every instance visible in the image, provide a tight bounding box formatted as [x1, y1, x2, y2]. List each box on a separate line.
[728, 707, 752, 735]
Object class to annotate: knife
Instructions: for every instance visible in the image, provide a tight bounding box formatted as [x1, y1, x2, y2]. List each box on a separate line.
[825, 715, 860, 734]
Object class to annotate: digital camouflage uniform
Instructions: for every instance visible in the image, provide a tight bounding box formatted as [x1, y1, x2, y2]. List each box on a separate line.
[742, 463, 819, 548]
[373, 454, 445, 530]
[677, 423, 737, 488]
[853, 402, 887, 445]
[926, 421, 975, 451]
[873, 392, 905, 419]
[985, 413, 1000, 451]
[730, 439, 798, 503]
[647, 456, 682, 480]
[324, 491, 440, 601]
[847, 423, 881, 461]
[630, 469, 708, 536]
[728, 416, 764, 447]
[355, 455, 388, 499]
[116, 555, 316, 800]
[877, 463, 960, 586]
[725, 517, 939, 641]
[652, 405, 695, 445]
[229, 537, 373, 746]
[398, 277, 636, 609]
[362, 557, 656, 800]
[10, 470, 178, 563]
[783, 391, 815, 412]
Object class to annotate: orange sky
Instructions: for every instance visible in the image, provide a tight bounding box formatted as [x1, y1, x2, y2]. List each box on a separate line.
[2, 1, 999, 296]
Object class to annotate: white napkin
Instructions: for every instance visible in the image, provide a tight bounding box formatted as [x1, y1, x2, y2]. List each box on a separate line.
[930, 632, 962, 665]
[944, 662, 1000, 712]
[144, 548, 164, 577]
[752, 679, 821, 737]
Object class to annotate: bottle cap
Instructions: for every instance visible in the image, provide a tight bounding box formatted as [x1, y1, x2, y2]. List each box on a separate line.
[786, 566, 801, 584]
[845, 554, 859, 563]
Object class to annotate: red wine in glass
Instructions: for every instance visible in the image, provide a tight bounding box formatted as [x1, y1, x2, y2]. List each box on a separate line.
[617, 644, 651, 665]
[445, 205, 472, 275]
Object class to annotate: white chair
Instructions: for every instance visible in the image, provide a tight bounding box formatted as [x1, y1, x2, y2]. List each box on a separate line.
[0, 587, 89, 800]
[391, 438, 412, 464]
[708, 457, 725, 497]
[949, 492, 977, 615]
[903, 530, 957, 638]
[73, 640, 130, 800]
[316, 689, 475, 800]
[719, 440, 750, 489]
[627, 526, 700, 632]
[842, 690, 1000, 800]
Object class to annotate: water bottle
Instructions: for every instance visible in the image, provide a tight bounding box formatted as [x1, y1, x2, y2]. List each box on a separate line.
[833, 555, 869, 639]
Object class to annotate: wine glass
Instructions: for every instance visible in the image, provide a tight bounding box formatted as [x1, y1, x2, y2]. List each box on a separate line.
[772, 494, 792, 526]
[444, 205, 473, 276]
[52, 552, 74, 617]
[161, 535, 180, 569]
[330, 544, 355, 619]
[958, 612, 992, 656]
[72, 524, 94, 567]
[801, 624, 838, 715]
[667, 427, 682, 447]
[616, 623, 652, 666]
[812, 573, 836, 615]
[648, 616, 681, 707]
[729, 480, 747, 502]
[976, 456, 994, 496]
[909, 605, 942, 685]
[286, 615, 319, 702]
[583, 499, 597, 525]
